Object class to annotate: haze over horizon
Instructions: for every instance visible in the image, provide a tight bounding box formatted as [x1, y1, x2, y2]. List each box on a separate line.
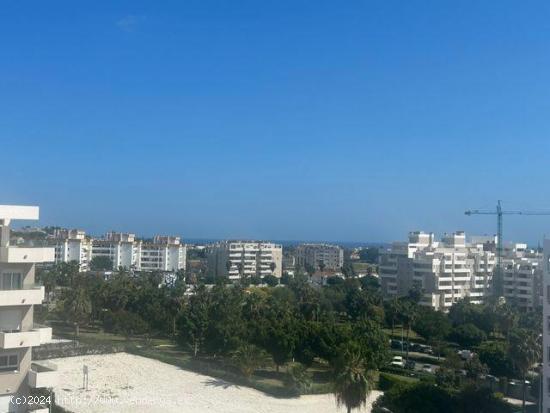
[3, 1, 550, 243]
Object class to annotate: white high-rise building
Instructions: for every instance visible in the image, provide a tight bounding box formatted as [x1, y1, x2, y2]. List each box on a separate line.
[381, 231, 543, 311]
[502, 244, 542, 310]
[51, 229, 91, 271]
[91, 232, 138, 270]
[295, 243, 344, 272]
[50, 231, 186, 273]
[207, 241, 282, 280]
[0, 205, 57, 413]
[380, 231, 495, 310]
[137, 236, 186, 272]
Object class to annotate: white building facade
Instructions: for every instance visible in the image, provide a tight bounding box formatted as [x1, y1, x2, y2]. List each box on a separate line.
[50, 231, 186, 272]
[207, 241, 282, 280]
[295, 243, 344, 272]
[381, 231, 543, 311]
[380, 231, 496, 310]
[0, 205, 57, 413]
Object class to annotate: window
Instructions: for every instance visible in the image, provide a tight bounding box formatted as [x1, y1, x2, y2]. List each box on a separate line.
[0, 354, 18, 372]
[1, 272, 22, 290]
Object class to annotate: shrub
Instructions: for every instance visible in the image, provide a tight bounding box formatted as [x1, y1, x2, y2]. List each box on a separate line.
[378, 372, 417, 391]
[103, 310, 149, 336]
[450, 323, 486, 347]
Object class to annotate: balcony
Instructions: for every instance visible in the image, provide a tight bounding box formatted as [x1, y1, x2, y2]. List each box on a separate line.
[0, 247, 54, 264]
[0, 285, 45, 306]
[27, 407, 49, 413]
[0, 329, 41, 349]
[28, 361, 58, 388]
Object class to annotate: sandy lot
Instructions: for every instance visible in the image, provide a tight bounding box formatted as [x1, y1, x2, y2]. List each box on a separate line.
[51, 353, 381, 413]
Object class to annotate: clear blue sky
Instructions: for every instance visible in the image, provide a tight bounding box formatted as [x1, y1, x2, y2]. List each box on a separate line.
[2, 1, 550, 243]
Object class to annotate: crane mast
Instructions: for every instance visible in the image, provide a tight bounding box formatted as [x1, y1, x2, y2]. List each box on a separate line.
[465, 200, 550, 298]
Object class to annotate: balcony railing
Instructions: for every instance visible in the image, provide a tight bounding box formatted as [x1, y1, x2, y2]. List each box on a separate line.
[28, 361, 58, 388]
[0, 246, 54, 264]
[0, 285, 45, 306]
[0, 329, 41, 349]
[0, 325, 52, 349]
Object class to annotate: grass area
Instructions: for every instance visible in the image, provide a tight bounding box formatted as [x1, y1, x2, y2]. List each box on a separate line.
[383, 327, 424, 342]
[51, 323, 442, 398]
[351, 262, 376, 273]
[51, 323, 331, 398]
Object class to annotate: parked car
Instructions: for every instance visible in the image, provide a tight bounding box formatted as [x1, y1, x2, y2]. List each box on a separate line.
[423, 346, 434, 355]
[390, 356, 405, 368]
[390, 339, 403, 349]
[421, 364, 433, 373]
[457, 349, 474, 360]
[390, 339, 409, 351]
[405, 359, 416, 370]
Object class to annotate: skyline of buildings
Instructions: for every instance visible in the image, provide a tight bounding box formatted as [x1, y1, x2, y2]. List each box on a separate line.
[48, 230, 187, 273]
[379, 231, 543, 311]
[10, 220, 547, 312]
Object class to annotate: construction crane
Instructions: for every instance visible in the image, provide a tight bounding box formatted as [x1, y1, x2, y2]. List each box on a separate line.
[465, 200, 550, 297]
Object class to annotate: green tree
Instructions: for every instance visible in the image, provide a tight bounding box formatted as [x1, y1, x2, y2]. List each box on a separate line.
[280, 272, 293, 285]
[203, 284, 246, 355]
[263, 274, 279, 287]
[285, 364, 311, 393]
[358, 247, 379, 264]
[59, 285, 92, 337]
[456, 385, 512, 413]
[413, 307, 451, 358]
[477, 341, 514, 377]
[463, 355, 488, 385]
[259, 305, 298, 371]
[304, 263, 316, 278]
[331, 342, 373, 413]
[509, 328, 541, 413]
[450, 323, 487, 347]
[90, 256, 114, 271]
[231, 343, 269, 378]
[352, 319, 390, 370]
[344, 289, 384, 324]
[384, 297, 402, 336]
[177, 286, 210, 356]
[373, 382, 453, 413]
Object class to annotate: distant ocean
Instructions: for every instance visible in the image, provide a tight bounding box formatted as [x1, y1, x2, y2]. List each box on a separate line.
[184, 238, 387, 248]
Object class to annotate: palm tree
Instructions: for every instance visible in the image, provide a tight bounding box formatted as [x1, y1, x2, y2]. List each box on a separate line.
[332, 344, 372, 413]
[509, 328, 541, 413]
[61, 287, 92, 337]
[285, 364, 311, 393]
[385, 297, 401, 336]
[231, 343, 269, 379]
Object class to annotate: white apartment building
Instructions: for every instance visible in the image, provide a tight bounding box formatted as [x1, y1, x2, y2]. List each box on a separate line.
[207, 241, 282, 280]
[137, 236, 186, 272]
[502, 246, 542, 310]
[380, 231, 495, 310]
[51, 229, 91, 271]
[0, 205, 57, 413]
[295, 243, 344, 272]
[50, 231, 186, 272]
[91, 232, 138, 270]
